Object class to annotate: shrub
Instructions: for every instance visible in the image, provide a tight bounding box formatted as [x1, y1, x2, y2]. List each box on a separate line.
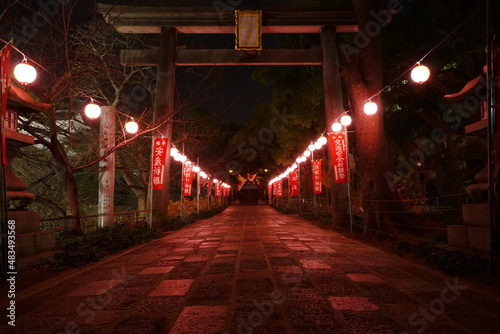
[396, 240, 485, 275]
[53, 223, 158, 270]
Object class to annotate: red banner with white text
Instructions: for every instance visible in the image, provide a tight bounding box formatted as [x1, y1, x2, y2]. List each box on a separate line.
[215, 181, 222, 197]
[312, 160, 322, 194]
[277, 180, 283, 197]
[289, 170, 299, 196]
[182, 161, 194, 196]
[329, 133, 348, 183]
[151, 137, 168, 190]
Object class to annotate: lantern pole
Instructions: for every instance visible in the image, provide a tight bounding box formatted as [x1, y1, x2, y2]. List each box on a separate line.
[196, 158, 200, 215]
[0, 120, 8, 282]
[345, 127, 354, 232]
[486, 0, 497, 275]
[180, 145, 185, 221]
[298, 162, 302, 214]
[287, 175, 291, 212]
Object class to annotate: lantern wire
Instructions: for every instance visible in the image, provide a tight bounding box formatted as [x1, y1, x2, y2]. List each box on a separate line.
[365, 1, 485, 103]
[0, 38, 49, 73]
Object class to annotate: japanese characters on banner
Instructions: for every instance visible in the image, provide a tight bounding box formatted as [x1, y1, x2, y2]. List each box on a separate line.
[215, 181, 222, 197]
[151, 138, 168, 190]
[182, 161, 194, 196]
[312, 160, 322, 194]
[1, 42, 12, 166]
[276, 180, 283, 197]
[267, 183, 272, 197]
[289, 170, 299, 196]
[329, 133, 348, 183]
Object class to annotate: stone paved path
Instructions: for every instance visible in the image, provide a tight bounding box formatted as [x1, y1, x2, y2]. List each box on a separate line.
[2, 206, 500, 333]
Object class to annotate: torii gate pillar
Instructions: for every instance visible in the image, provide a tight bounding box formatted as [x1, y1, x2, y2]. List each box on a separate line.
[321, 26, 350, 227]
[147, 27, 176, 229]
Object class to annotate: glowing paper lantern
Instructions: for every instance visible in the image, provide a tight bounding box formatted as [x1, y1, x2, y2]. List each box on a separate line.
[340, 115, 352, 126]
[303, 150, 311, 158]
[14, 62, 36, 84]
[84, 103, 101, 119]
[318, 136, 327, 145]
[125, 120, 139, 134]
[308, 144, 316, 152]
[363, 101, 378, 115]
[193, 166, 200, 173]
[411, 64, 430, 84]
[331, 122, 343, 132]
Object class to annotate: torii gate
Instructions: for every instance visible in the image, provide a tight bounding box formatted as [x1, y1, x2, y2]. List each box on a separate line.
[98, 4, 358, 229]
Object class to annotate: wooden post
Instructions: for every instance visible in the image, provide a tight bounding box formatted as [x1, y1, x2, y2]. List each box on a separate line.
[148, 27, 176, 230]
[321, 26, 350, 227]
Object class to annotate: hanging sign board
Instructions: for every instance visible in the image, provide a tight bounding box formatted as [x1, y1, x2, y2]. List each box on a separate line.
[151, 138, 168, 190]
[313, 160, 322, 194]
[329, 133, 348, 183]
[235, 10, 262, 50]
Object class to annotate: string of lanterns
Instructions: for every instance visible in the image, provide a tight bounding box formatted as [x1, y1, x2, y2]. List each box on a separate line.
[268, 110, 353, 186]
[0, 38, 38, 85]
[268, 134, 328, 186]
[361, 3, 481, 116]
[83, 100, 139, 134]
[169, 146, 231, 189]
[268, 5, 479, 190]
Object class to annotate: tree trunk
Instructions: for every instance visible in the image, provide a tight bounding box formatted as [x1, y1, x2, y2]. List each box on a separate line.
[48, 111, 82, 233]
[59, 166, 82, 234]
[341, 0, 401, 239]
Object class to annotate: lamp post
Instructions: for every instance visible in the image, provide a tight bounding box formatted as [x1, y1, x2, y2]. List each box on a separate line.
[486, 0, 497, 275]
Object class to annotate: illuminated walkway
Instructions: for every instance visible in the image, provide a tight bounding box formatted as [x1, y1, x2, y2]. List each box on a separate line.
[2, 206, 500, 333]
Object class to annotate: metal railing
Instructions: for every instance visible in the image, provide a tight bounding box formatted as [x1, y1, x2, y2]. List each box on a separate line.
[41, 210, 147, 232]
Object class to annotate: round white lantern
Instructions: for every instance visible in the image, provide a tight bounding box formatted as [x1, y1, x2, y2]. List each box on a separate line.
[125, 120, 139, 134]
[411, 64, 430, 84]
[340, 115, 352, 126]
[331, 122, 343, 132]
[363, 101, 378, 115]
[14, 62, 37, 84]
[84, 103, 101, 119]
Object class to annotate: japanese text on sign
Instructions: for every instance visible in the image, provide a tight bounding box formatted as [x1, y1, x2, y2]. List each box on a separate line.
[312, 160, 322, 194]
[289, 170, 299, 196]
[152, 138, 168, 190]
[183, 161, 194, 196]
[328, 133, 348, 183]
